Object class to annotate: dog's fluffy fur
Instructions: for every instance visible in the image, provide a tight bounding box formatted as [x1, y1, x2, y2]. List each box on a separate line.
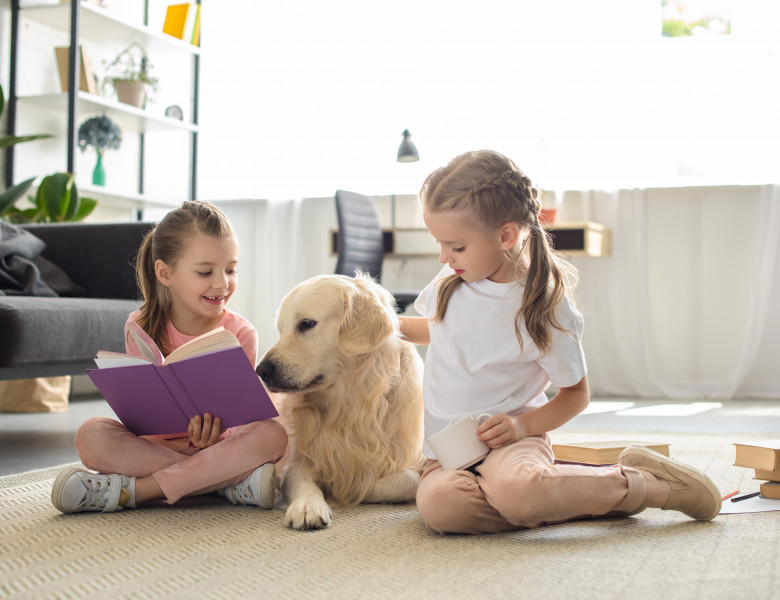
[257, 273, 425, 530]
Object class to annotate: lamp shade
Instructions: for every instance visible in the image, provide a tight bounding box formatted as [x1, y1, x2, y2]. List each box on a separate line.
[397, 129, 419, 163]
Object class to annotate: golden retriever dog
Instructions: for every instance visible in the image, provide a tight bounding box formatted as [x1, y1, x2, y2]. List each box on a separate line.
[256, 273, 425, 530]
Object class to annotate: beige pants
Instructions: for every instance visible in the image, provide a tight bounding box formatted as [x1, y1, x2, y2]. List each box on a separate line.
[416, 434, 649, 534]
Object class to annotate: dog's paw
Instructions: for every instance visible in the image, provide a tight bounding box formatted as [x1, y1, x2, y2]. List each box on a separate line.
[363, 468, 421, 503]
[285, 496, 332, 530]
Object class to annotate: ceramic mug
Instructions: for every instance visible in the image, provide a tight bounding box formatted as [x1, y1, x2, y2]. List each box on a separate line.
[427, 413, 492, 470]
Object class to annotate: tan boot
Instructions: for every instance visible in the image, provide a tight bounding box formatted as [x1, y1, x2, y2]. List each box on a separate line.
[618, 446, 721, 521]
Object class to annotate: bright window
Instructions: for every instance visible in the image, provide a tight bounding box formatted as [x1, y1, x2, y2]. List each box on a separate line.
[197, 0, 780, 201]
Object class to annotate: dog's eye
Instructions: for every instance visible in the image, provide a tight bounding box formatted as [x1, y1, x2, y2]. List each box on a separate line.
[297, 319, 317, 333]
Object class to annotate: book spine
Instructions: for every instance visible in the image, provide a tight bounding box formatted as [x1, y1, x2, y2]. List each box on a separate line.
[156, 366, 198, 422]
[157, 365, 200, 421]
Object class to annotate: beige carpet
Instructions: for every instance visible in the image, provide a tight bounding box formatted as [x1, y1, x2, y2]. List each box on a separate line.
[1, 429, 778, 600]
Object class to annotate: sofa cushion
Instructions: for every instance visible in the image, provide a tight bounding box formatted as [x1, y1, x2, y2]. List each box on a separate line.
[0, 296, 141, 369]
[22, 223, 151, 300]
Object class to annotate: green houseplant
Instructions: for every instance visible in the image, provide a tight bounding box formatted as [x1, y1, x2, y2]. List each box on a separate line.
[0, 84, 97, 223]
[102, 42, 159, 108]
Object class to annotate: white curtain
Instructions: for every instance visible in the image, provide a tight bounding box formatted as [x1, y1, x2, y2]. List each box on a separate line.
[727, 185, 780, 397]
[570, 185, 780, 399]
[215, 198, 337, 353]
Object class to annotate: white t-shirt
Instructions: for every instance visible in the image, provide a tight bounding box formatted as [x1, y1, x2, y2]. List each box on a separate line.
[415, 266, 587, 458]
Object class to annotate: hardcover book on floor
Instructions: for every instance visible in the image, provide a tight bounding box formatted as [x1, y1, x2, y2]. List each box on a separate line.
[552, 440, 670, 466]
[734, 440, 780, 471]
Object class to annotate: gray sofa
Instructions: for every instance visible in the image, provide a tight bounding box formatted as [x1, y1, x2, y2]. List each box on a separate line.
[0, 222, 153, 380]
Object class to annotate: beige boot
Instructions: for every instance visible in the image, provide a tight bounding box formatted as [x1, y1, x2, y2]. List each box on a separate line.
[618, 446, 721, 521]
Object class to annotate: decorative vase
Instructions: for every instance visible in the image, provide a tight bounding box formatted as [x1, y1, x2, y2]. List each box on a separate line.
[92, 151, 106, 186]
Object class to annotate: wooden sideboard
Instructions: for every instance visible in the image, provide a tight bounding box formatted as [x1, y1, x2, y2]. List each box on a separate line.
[331, 222, 610, 258]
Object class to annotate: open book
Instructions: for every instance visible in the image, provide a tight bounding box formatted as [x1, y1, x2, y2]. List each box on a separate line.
[87, 323, 278, 437]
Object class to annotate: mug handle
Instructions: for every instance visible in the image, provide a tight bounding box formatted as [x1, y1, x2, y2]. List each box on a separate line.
[476, 412, 491, 425]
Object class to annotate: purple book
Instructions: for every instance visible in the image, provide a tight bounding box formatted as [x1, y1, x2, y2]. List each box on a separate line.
[87, 346, 278, 436]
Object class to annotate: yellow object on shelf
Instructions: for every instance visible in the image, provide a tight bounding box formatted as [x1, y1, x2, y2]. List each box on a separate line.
[163, 3, 199, 44]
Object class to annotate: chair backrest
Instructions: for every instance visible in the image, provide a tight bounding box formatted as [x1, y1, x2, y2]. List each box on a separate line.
[334, 190, 384, 282]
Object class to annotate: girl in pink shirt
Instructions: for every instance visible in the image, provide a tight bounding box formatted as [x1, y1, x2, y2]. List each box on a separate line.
[51, 201, 287, 514]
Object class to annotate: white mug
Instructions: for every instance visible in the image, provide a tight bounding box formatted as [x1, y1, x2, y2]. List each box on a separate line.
[427, 413, 492, 470]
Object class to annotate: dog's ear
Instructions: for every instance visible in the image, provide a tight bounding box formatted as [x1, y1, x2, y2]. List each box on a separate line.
[337, 280, 395, 356]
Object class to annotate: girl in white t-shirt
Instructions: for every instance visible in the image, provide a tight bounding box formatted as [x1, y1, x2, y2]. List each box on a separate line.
[51, 201, 287, 514]
[400, 150, 721, 534]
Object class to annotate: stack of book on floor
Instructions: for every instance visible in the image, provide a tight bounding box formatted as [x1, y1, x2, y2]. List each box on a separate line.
[552, 440, 670, 466]
[733, 440, 780, 499]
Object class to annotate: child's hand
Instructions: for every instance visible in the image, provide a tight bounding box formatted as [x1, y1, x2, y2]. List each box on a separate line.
[188, 413, 222, 448]
[477, 414, 527, 449]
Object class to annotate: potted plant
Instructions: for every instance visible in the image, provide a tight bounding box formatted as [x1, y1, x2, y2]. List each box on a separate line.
[78, 115, 122, 186]
[0, 84, 96, 223]
[102, 42, 159, 108]
[1, 173, 97, 224]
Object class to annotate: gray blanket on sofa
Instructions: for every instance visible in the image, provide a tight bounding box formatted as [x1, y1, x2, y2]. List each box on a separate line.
[0, 222, 84, 297]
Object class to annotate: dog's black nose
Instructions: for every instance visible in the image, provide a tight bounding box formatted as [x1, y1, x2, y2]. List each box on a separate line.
[256, 359, 275, 381]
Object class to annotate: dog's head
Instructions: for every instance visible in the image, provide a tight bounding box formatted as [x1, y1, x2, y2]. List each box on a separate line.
[257, 273, 399, 393]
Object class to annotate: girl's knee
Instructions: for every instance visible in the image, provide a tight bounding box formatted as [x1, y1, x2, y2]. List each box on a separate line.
[74, 417, 123, 469]
[417, 470, 480, 533]
[74, 417, 120, 451]
[487, 466, 553, 527]
[243, 419, 288, 461]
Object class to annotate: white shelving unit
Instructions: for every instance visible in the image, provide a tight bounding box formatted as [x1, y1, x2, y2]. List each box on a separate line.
[17, 92, 198, 135]
[6, 0, 200, 215]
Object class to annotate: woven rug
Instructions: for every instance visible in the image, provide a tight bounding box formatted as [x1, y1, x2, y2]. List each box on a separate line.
[1, 429, 777, 600]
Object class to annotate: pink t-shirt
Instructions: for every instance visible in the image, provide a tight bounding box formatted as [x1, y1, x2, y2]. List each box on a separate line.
[124, 308, 259, 367]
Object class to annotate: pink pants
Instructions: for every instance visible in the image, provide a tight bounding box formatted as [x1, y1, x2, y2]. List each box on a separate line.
[75, 417, 288, 504]
[417, 434, 649, 534]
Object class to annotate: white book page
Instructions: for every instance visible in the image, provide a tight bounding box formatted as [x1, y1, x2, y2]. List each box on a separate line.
[94, 356, 152, 369]
[720, 495, 780, 514]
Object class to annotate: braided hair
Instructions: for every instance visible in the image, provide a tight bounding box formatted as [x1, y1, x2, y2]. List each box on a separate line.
[420, 150, 576, 354]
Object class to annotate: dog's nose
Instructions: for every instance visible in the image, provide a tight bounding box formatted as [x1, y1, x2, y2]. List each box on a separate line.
[256, 359, 275, 381]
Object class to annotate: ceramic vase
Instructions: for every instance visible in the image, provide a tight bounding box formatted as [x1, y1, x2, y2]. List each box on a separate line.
[92, 150, 106, 186]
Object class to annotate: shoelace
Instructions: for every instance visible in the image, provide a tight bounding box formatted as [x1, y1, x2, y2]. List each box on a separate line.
[80, 477, 114, 510]
[230, 478, 256, 504]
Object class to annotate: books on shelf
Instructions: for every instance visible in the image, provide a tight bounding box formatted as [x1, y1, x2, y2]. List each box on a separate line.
[163, 3, 200, 46]
[733, 440, 780, 471]
[54, 45, 97, 95]
[87, 324, 278, 437]
[552, 441, 670, 466]
[760, 481, 780, 500]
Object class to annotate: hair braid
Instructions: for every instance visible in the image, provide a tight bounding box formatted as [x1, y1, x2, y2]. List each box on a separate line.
[422, 150, 577, 354]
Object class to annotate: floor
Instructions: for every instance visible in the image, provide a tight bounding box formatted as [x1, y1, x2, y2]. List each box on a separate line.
[1, 393, 779, 477]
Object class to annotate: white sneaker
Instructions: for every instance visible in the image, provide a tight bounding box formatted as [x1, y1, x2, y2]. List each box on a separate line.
[51, 467, 133, 514]
[220, 463, 276, 509]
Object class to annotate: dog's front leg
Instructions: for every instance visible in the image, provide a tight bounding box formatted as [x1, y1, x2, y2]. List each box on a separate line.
[363, 468, 421, 503]
[282, 462, 332, 530]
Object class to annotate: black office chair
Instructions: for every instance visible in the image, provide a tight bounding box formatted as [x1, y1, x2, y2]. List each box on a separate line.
[334, 190, 419, 313]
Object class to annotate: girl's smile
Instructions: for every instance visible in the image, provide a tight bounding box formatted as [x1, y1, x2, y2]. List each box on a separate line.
[155, 232, 240, 335]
